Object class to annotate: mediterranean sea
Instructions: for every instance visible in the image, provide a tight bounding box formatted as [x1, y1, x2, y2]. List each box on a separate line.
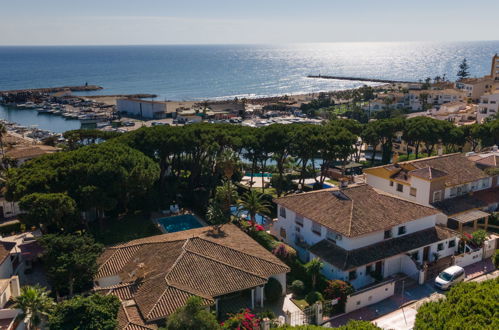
[0, 41, 498, 132]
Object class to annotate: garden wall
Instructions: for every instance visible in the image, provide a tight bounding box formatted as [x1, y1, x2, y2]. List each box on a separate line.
[454, 249, 483, 267]
[345, 279, 395, 313]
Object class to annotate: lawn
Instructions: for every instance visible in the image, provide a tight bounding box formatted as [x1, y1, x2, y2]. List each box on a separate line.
[89, 212, 162, 246]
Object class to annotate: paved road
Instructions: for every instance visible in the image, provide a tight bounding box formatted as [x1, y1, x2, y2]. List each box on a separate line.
[372, 269, 499, 330]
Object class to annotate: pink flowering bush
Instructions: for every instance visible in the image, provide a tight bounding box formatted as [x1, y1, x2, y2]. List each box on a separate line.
[221, 309, 260, 329]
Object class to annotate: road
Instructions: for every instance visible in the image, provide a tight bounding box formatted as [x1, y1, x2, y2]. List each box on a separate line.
[372, 269, 499, 330]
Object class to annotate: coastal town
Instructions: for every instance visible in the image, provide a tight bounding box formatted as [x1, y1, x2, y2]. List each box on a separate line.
[0, 52, 496, 330]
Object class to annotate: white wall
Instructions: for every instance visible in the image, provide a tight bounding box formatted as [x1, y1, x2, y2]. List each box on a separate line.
[345, 280, 395, 313]
[117, 99, 168, 119]
[0, 259, 13, 280]
[455, 249, 483, 267]
[270, 273, 287, 296]
[366, 174, 432, 206]
[0, 198, 21, 218]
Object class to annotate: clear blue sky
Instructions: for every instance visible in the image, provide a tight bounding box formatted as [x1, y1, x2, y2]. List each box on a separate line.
[1, 0, 498, 45]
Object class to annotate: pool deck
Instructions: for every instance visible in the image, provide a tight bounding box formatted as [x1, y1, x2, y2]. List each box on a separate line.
[151, 211, 208, 234]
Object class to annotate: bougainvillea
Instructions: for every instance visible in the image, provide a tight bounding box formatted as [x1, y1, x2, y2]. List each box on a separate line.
[221, 309, 260, 329]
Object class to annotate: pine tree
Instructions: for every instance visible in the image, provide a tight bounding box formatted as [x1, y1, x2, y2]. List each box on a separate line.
[457, 58, 470, 80]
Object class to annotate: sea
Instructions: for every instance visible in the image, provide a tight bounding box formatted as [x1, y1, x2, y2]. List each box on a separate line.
[0, 41, 498, 132]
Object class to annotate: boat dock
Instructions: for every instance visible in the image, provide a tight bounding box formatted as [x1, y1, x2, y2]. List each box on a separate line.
[0, 85, 102, 95]
[307, 75, 416, 84]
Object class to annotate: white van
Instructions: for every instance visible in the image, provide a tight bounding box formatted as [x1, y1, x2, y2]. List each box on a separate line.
[435, 265, 465, 290]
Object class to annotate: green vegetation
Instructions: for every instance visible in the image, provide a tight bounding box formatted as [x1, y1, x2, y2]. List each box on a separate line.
[264, 277, 282, 302]
[280, 320, 381, 329]
[13, 285, 54, 330]
[19, 193, 77, 232]
[324, 280, 355, 314]
[457, 58, 470, 80]
[39, 234, 103, 297]
[48, 294, 120, 330]
[305, 258, 324, 290]
[414, 279, 499, 330]
[493, 249, 499, 269]
[305, 291, 324, 305]
[88, 212, 161, 246]
[165, 296, 220, 330]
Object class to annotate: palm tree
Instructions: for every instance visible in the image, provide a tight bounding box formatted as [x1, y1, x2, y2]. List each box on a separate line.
[214, 179, 239, 218]
[305, 258, 323, 289]
[238, 190, 270, 226]
[13, 285, 54, 330]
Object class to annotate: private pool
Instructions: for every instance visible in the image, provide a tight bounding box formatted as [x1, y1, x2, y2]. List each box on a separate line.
[244, 172, 273, 178]
[156, 214, 204, 233]
[230, 206, 267, 225]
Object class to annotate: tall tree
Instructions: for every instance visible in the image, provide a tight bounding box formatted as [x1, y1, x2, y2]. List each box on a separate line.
[13, 285, 54, 330]
[19, 193, 77, 232]
[457, 58, 470, 80]
[305, 258, 324, 290]
[165, 296, 220, 330]
[39, 234, 103, 298]
[48, 294, 121, 330]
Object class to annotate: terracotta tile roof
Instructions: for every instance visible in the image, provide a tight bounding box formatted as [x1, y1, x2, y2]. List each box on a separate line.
[409, 167, 449, 180]
[474, 155, 499, 167]
[274, 184, 439, 237]
[0, 241, 16, 264]
[96, 224, 289, 326]
[117, 304, 157, 330]
[403, 153, 489, 187]
[310, 226, 456, 270]
[432, 187, 499, 215]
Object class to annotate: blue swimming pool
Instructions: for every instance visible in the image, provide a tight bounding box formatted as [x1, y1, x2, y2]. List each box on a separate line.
[244, 172, 273, 178]
[230, 206, 267, 225]
[157, 214, 204, 233]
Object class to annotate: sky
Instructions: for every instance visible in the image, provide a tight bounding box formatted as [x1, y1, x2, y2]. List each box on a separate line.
[1, 0, 499, 45]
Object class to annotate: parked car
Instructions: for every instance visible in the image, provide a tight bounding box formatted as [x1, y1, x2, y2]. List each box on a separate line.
[435, 265, 465, 290]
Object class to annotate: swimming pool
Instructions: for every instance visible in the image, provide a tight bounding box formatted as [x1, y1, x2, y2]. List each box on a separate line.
[157, 214, 204, 233]
[230, 206, 267, 225]
[244, 172, 273, 178]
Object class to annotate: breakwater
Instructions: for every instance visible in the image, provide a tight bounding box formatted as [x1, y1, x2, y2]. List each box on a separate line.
[307, 75, 416, 84]
[0, 85, 102, 95]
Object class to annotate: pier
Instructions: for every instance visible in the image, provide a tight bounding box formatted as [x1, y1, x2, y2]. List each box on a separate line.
[0, 85, 103, 95]
[307, 75, 416, 84]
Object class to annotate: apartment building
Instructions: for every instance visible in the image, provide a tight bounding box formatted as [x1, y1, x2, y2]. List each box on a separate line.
[477, 92, 499, 123]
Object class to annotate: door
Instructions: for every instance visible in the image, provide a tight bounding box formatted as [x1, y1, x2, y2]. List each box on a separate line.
[375, 260, 383, 275]
[423, 246, 430, 262]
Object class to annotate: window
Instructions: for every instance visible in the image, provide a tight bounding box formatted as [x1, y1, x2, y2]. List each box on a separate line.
[326, 230, 337, 243]
[450, 187, 457, 197]
[384, 229, 392, 239]
[295, 226, 301, 233]
[295, 214, 303, 227]
[390, 181, 394, 187]
[280, 227, 287, 239]
[349, 270, 357, 281]
[312, 222, 322, 236]
[437, 243, 444, 251]
[398, 226, 406, 235]
[448, 240, 456, 248]
[481, 178, 489, 188]
[410, 187, 417, 197]
[397, 183, 403, 192]
[433, 190, 442, 202]
[279, 207, 286, 218]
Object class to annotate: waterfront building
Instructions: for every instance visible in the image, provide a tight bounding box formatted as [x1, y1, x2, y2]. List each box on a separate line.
[477, 92, 499, 123]
[117, 98, 173, 119]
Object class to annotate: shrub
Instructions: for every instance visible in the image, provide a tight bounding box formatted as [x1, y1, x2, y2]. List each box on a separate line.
[305, 291, 323, 305]
[323, 280, 355, 314]
[249, 230, 278, 251]
[272, 243, 296, 263]
[264, 278, 282, 302]
[222, 309, 259, 329]
[493, 249, 499, 269]
[414, 279, 499, 329]
[290, 280, 305, 297]
[470, 230, 488, 247]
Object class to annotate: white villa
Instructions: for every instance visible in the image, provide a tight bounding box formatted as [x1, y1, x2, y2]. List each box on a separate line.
[272, 184, 458, 289]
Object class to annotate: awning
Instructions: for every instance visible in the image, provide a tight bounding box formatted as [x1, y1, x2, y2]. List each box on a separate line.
[451, 210, 490, 224]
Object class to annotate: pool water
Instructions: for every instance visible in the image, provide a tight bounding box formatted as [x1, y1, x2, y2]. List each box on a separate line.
[244, 172, 273, 178]
[157, 214, 204, 233]
[230, 206, 267, 225]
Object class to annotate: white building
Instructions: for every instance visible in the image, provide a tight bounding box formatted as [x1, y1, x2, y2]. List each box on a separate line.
[407, 89, 466, 111]
[272, 184, 457, 289]
[477, 93, 499, 123]
[455, 77, 494, 101]
[117, 98, 172, 119]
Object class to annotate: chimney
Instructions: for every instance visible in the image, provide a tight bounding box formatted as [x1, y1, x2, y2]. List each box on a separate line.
[437, 144, 443, 156]
[339, 178, 349, 189]
[493, 145, 498, 152]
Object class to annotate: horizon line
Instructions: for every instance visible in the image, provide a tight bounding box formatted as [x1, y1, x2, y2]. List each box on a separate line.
[1, 39, 499, 47]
